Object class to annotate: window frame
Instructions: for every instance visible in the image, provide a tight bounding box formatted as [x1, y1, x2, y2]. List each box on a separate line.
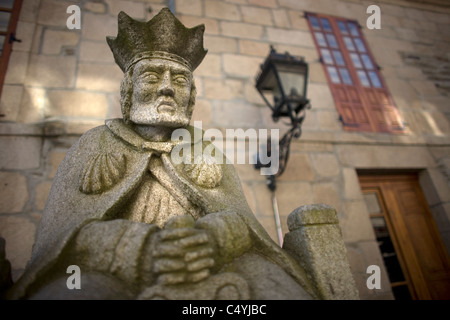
[0, 0, 23, 99]
[306, 12, 404, 133]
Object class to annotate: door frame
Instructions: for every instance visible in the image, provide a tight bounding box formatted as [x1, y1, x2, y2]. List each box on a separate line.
[359, 172, 450, 299]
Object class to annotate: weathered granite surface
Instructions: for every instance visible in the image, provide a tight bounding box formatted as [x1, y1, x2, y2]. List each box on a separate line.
[2, 8, 358, 300]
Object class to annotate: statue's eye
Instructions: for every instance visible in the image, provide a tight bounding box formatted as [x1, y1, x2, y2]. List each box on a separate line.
[142, 72, 159, 83]
[173, 75, 189, 85]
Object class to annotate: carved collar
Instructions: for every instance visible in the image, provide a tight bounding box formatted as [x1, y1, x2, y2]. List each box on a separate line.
[105, 119, 202, 154]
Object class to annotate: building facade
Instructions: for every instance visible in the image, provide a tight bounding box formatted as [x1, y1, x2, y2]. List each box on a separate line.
[0, 0, 449, 299]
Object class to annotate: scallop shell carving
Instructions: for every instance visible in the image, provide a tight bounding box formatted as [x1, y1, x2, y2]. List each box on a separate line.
[79, 153, 126, 194]
[184, 155, 223, 189]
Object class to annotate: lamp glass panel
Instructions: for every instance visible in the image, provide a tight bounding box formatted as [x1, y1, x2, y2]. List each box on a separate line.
[275, 63, 306, 98]
[258, 65, 280, 105]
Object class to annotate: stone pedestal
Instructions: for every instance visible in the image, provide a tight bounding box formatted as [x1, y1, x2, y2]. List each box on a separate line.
[283, 204, 359, 300]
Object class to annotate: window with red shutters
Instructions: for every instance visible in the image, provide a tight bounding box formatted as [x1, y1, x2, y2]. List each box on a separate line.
[306, 12, 404, 133]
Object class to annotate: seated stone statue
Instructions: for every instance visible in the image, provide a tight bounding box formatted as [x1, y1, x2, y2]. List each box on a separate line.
[6, 8, 341, 300]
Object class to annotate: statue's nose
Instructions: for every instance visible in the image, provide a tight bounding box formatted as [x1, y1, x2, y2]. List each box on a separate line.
[158, 71, 174, 96]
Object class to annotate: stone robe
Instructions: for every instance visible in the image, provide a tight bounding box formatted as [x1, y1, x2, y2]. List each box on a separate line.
[9, 119, 318, 300]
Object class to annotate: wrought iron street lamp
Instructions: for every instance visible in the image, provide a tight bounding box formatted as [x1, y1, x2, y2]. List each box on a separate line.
[254, 46, 311, 245]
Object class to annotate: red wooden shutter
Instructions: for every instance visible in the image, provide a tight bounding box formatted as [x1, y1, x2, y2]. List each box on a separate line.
[0, 0, 23, 100]
[306, 13, 404, 133]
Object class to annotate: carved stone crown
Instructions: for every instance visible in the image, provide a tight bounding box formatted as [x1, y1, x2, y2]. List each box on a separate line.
[107, 8, 207, 72]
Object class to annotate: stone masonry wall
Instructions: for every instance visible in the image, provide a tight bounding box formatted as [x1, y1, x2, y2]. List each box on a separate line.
[1, 0, 450, 300]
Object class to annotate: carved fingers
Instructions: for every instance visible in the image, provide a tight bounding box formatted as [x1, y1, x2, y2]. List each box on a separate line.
[151, 216, 216, 285]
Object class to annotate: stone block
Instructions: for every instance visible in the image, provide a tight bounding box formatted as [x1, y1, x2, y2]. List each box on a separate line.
[76, 64, 123, 92]
[223, 54, 262, 78]
[343, 168, 363, 201]
[419, 168, 450, 206]
[105, 0, 146, 19]
[4, 51, 29, 85]
[287, 11, 309, 30]
[307, 83, 335, 110]
[317, 110, 342, 131]
[19, 0, 39, 22]
[179, 15, 219, 35]
[79, 41, 113, 62]
[84, 1, 106, 13]
[310, 153, 340, 177]
[244, 81, 265, 105]
[37, 0, 77, 26]
[0, 136, 42, 170]
[428, 111, 450, 134]
[308, 62, 328, 84]
[0, 85, 23, 122]
[424, 11, 450, 24]
[0, 216, 36, 270]
[82, 12, 118, 42]
[0, 172, 29, 213]
[384, 78, 422, 110]
[241, 6, 273, 26]
[190, 98, 213, 126]
[312, 183, 340, 212]
[266, 28, 314, 47]
[35, 181, 52, 211]
[277, 0, 310, 10]
[410, 80, 440, 96]
[175, 0, 203, 16]
[220, 21, 264, 40]
[13, 21, 34, 52]
[272, 9, 290, 28]
[204, 35, 237, 53]
[365, 37, 414, 68]
[248, 0, 277, 8]
[422, 96, 450, 113]
[213, 101, 263, 128]
[194, 54, 221, 78]
[396, 66, 426, 80]
[17, 87, 46, 123]
[239, 40, 270, 57]
[337, 145, 435, 169]
[65, 121, 104, 135]
[41, 29, 79, 55]
[339, 201, 375, 243]
[47, 90, 109, 118]
[283, 204, 360, 299]
[276, 182, 314, 220]
[234, 162, 266, 182]
[30, 25, 43, 54]
[205, 1, 241, 21]
[26, 55, 77, 88]
[278, 154, 315, 182]
[48, 150, 67, 179]
[107, 93, 122, 119]
[203, 78, 243, 100]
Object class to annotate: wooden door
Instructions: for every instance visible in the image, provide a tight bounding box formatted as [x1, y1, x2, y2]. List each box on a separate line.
[359, 174, 450, 300]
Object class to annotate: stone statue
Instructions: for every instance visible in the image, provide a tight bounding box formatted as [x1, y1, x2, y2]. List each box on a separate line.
[4, 8, 358, 300]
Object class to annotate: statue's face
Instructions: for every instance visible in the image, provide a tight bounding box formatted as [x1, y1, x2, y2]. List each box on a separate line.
[129, 58, 192, 127]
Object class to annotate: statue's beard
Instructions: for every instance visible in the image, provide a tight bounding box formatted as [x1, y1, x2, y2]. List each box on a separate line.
[128, 100, 191, 128]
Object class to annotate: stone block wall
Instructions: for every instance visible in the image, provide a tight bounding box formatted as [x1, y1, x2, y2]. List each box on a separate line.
[1, 0, 450, 300]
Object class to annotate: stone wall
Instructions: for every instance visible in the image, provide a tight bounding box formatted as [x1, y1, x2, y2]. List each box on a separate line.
[1, 0, 450, 300]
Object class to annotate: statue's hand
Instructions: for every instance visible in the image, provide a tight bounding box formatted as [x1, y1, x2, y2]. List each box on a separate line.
[151, 215, 216, 285]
